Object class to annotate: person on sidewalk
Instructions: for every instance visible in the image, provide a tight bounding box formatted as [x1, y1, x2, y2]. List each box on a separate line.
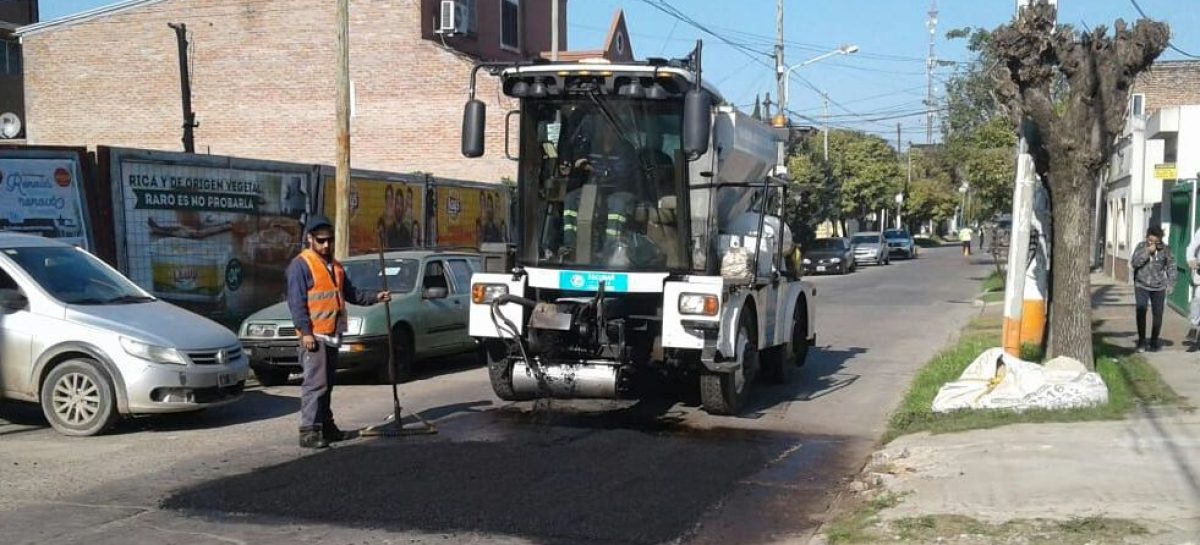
[1186, 227, 1200, 351]
[958, 225, 973, 257]
[1130, 225, 1177, 353]
[286, 215, 391, 449]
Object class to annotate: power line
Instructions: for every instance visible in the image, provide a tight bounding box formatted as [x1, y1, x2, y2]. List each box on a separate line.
[1128, 0, 1200, 59]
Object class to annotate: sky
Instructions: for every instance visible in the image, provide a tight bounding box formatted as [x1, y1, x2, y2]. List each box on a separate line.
[37, 0, 1200, 145]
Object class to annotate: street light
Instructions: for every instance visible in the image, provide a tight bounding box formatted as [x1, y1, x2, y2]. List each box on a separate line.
[780, 44, 859, 114]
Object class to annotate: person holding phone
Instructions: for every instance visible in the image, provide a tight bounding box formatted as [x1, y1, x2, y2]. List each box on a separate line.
[286, 215, 391, 448]
[1130, 226, 1176, 353]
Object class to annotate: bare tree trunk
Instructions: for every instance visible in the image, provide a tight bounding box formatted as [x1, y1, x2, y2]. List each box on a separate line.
[1046, 168, 1094, 367]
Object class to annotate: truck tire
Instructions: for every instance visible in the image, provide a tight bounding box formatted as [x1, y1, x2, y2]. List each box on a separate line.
[40, 359, 120, 436]
[484, 339, 534, 401]
[252, 365, 291, 387]
[762, 300, 808, 383]
[701, 314, 757, 415]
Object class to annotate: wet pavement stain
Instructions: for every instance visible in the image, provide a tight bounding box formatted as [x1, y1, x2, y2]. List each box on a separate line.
[161, 408, 856, 545]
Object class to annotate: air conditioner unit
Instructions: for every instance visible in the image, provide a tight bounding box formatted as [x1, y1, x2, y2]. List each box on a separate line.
[438, 0, 470, 35]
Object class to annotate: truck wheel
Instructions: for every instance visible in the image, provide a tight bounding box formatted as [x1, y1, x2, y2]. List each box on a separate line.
[484, 339, 534, 401]
[252, 366, 291, 387]
[40, 359, 120, 436]
[376, 326, 413, 384]
[701, 315, 757, 415]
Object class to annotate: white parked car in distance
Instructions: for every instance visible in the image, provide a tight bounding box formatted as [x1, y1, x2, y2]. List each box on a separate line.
[0, 233, 250, 436]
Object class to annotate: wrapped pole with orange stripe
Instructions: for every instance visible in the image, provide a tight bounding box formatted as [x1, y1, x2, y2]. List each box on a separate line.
[1002, 133, 1037, 357]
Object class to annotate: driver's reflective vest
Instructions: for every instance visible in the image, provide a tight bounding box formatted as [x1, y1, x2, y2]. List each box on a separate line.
[298, 249, 347, 335]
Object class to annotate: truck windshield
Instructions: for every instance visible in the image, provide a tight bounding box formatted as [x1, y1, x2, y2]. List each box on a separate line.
[518, 97, 686, 272]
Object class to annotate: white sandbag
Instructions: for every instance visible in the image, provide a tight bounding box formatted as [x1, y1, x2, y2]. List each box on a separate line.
[931, 347, 1108, 413]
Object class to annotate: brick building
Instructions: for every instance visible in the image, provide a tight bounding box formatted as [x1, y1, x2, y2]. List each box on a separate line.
[0, 0, 36, 141]
[1103, 60, 1200, 284]
[17, 0, 569, 182]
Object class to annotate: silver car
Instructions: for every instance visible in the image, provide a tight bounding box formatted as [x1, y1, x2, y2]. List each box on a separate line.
[0, 233, 249, 436]
[851, 231, 890, 266]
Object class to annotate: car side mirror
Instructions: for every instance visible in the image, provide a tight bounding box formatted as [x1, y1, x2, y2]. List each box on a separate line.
[0, 289, 28, 311]
[423, 286, 448, 300]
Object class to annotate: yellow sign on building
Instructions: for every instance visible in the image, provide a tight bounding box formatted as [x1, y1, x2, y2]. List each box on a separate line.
[1155, 163, 1177, 179]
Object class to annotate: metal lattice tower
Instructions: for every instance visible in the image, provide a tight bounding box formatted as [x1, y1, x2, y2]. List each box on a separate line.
[925, 0, 938, 144]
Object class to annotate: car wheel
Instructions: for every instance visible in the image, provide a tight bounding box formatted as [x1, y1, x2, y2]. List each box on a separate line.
[483, 339, 534, 401]
[701, 312, 757, 415]
[376, 326, 414, 384]
[40, 359, 120, 436]
[252, 365, 291, 387]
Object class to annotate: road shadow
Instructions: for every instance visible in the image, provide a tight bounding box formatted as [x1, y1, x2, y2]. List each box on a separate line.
[0, 401, 47, 437]
[742, 346, 865, 415]
[117, 390, 298, 434]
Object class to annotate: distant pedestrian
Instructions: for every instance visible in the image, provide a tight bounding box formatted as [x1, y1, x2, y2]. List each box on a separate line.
[978, 228, 986, 252]
[958, 226, 974, 257]
[286, 215, 392, 449]
[1130, 226, 1176, 353]
[1185, 228, 1200, 351]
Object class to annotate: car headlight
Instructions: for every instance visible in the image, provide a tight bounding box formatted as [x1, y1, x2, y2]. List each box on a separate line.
[829, 257, 842, 264]
[472, 283, 509, 304]
[120, 337, 189, 365]
[346, 317, 363, 336]
[678, 293, 719, 316]
[245, 323, 277, 338]
[802, 258, 812, 265]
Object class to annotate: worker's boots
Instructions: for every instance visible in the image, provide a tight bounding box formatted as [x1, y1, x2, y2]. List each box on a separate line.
[299, 428, 329, 449]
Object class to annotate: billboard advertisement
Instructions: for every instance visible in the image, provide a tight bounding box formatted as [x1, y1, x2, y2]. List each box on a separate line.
[433, 184, 509, 248]
[111, 150, 317, 327]
[0, 149, 91, 249]
[320, 174, 425, 255]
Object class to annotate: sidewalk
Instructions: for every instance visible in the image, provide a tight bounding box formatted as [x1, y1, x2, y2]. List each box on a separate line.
[843, 274, 1200, 544]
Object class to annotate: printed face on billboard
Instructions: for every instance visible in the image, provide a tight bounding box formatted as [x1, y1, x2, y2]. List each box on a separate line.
[322, 177, 426, 254]
[434, 186, 508, 248]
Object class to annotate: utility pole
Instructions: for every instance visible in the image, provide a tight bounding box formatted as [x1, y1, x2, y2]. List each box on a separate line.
[551, 0, 560, 61]
[168, 23, 197, 153]
[334, 0, 351, 260]
[823, 97, 830, 161]
[925, 0, 938, 144]
[772, 0, 786, 127]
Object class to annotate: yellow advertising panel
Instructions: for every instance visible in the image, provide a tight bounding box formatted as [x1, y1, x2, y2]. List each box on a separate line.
[1155, 163, 1178, 180]
[323, 177, 425, 255]
[433, 185, 509, 248]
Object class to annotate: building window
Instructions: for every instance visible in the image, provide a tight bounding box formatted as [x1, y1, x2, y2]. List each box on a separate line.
[0, 40, 21, 76]
[1131, 94, 1144, 117]
[500, 0, 520, 52]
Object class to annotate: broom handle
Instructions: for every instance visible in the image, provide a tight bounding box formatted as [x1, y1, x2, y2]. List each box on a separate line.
[377, 234, 401, 413]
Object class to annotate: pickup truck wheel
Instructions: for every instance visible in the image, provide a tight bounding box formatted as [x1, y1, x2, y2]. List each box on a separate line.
[252, 366, 291, 387]
[701, 315, 756, 415]
[484, 340, 534, 401]
[40, 359, 120, 436]
[376, 327, 413, 384]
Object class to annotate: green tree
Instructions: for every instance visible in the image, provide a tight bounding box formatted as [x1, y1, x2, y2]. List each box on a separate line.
[902, 147, 958, 232]
[827, 130, 902, 225]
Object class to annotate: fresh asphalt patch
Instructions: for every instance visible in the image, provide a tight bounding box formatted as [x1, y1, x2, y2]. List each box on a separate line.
[161, 408, 849, 544]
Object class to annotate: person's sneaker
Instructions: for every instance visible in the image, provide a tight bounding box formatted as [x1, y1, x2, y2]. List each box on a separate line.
[299, 430, 329, 449]
[1188, 342, 1199, 353]
[1149, 340, 1162, 352]
[1135, 341, 1147, 353]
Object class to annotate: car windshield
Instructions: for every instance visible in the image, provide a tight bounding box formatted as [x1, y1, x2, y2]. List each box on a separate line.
[884, 230, 910, 240]
[343, 259, 419, 293]
[810, 239, 846, 250]
[851, 235, 877, 244]
[3, 246, 154, 305]
[518, 96, 686, 271]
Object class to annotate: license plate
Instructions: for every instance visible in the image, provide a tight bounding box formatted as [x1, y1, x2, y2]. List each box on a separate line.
[218, 373, 236, 387]
[816, 266, 826, 272]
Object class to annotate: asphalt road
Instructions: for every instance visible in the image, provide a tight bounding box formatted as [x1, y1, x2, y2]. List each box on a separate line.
[0, 245, 990, 545]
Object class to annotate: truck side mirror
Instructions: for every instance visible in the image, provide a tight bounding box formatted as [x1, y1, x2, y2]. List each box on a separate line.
[683, 90, 712, 158]
[0, 289, 27, 311]
[462, 99, 487, 158]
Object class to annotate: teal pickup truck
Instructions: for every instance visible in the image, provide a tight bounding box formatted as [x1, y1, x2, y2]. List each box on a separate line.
[237, 250, 484, 385]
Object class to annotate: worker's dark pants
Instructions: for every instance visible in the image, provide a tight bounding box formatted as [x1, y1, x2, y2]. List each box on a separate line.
[1135, 287, 1166, 344]
[299, 342, 338, 431]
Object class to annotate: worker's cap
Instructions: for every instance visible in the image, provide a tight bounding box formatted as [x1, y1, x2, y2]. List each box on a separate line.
[304, 215, 334, 235]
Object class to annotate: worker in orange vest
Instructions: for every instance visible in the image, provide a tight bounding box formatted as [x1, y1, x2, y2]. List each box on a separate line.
[286, 215, 391, 449]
